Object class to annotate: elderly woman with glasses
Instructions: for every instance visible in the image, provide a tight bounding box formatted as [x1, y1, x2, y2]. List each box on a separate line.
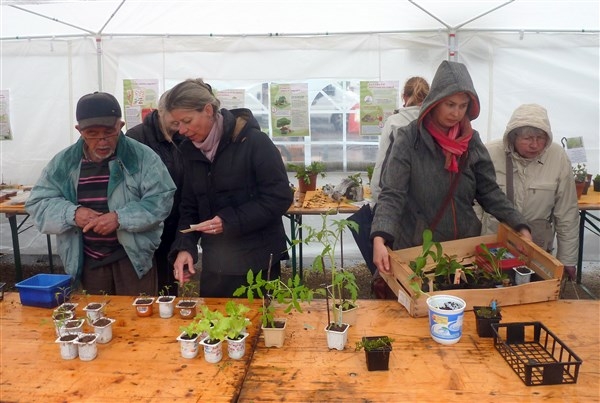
[481, 103, 579, 280]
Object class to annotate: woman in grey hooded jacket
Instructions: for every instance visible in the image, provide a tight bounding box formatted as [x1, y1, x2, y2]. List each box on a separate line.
[371, 60, 532, 274]
[482, 104, 579, 280]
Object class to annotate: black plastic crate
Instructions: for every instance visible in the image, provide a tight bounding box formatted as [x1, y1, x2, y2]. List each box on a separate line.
[491, 321, 582, 386]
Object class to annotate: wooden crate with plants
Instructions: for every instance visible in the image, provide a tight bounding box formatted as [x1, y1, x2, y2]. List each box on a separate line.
[381, 223, 564, 317]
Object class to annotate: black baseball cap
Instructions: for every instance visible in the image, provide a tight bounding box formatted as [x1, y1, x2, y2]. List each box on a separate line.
[76, 92, 122, 130]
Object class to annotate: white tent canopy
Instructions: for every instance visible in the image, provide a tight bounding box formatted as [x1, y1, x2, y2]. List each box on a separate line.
[1, 0, 599, 185]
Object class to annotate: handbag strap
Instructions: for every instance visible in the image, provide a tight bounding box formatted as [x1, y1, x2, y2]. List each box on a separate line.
[505, 153, 514, 203]
[429, 152, 468, 232]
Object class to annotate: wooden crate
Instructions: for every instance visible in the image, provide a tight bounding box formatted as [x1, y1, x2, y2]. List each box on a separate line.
[381, 223, 564, 317]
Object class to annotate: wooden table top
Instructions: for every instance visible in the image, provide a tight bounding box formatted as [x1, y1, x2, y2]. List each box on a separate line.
[239, 299, 599, 402]
[0, 293, 261, 402]
[578, 189, 600, 210]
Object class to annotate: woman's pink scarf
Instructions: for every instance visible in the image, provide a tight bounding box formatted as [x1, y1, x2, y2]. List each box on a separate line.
[424, 116, 473, 172]
[192, 112, 223, 162]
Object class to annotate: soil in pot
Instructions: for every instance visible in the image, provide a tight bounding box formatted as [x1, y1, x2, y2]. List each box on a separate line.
[361, 336, 393, 371]
[175, 301, 197, 319]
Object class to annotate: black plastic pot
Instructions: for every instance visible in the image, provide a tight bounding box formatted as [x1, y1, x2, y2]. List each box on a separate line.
[362, 336, 392, 371]
[473, 307, 502, 338]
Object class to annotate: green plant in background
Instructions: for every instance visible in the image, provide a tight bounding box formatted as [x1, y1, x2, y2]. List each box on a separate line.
[355, 336, 395, 352]
[594, 174, 600, 183]
[287, 161, 327, 185]
[407, 229, 442, 294]
[572, 163, 587, 182]
[234, 270, 315, 328]
[366, 164, 375, 185]
[477, 243, 510, 283]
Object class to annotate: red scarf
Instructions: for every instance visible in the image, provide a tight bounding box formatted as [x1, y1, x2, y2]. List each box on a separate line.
[424, 116, 473, 172]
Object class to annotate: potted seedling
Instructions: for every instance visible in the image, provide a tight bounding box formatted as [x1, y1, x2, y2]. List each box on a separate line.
[298, 212, 360, 327]
[572, 163, 587, 198]
[176, 321, 201, 359]
[81, 290, 107, 323]
[55, 333, 79, 360]
[196, 306, 229, 363]
[224, 300, 251, 360]
[156, 285, 176, 319]
[234, 257, 315, 348]
[92, 316, 116, 344]
[54, 286, 77, 315]
[473, 300, 502, 338]
[133, 293, 155, 317]
[75, 333, 99, 361]
[287, 161, 326, 193]
[593, 174, 600, 192]
[175, 281, 199, 319]
[355, 336, 394, 371]
[513, 265, 535, 285]
[476, 243, 512, 287]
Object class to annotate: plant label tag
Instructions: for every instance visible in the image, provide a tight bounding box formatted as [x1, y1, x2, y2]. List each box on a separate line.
[453, 269, 463, 285]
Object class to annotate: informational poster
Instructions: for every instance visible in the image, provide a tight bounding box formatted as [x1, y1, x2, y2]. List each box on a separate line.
[123, 79, 159, 129]
[216, 89, 245, 109]
[561, 136, 587, 164]
[270, 83, 309, 137]
[0, 90, 13, 140]
[358, 81, 399, 136]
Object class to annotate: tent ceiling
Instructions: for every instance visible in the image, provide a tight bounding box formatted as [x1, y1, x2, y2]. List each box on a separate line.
[2, 0, 599, 40]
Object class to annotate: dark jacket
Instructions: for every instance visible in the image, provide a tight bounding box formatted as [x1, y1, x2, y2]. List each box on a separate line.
[125, 110, 184, 249]
[170, 108, 292, 275]
[372, 61, 528, 248]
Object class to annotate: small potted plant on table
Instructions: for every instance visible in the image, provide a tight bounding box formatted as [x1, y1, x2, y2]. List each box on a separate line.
[156, 285, 176, 319]
[224, 300, 251, 360]
[175, 281, 199, 319]
[593, 174, 600, 192]
[234, 260, 315, 348]
[473, 300, 502, 338]
[176, 321, 201, 359]
[355, 336, 394, 371]
[572, 163, 588, 198]
[288, 161, 326, 193]
[133, 294, 155, 317]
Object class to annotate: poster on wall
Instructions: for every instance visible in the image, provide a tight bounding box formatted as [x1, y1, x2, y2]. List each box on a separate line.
[216, 89, 245, 109]
[358, 81, 399, 136]
[123, 79, 159, 129]
[270, 83, 309, 137]
[0, 90, 13, 140]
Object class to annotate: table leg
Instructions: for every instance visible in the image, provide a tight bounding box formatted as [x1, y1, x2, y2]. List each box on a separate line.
[298, 215, 303, 280]
[577, 210, 585, 284]
[288, 214, 297, 279]
[47, 235, 54, 274]
[7, 214, 23, 283]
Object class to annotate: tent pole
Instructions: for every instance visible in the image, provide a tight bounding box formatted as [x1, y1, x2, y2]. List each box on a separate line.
[95, 36, 103, 91]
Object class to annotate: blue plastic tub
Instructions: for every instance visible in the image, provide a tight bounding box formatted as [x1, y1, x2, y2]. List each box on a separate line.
[15, 274, 73, 308]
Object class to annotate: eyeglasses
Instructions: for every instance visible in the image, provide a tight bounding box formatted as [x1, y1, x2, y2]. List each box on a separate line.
[516, 135, 547, 144]
[82, 133, 120, 141]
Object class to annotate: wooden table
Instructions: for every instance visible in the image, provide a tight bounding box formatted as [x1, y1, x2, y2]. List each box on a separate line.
[577, 189, 600, 292]
[0, 193, 54, 282]
[239, 299, 599, 402]
[0, 293, 261, 402]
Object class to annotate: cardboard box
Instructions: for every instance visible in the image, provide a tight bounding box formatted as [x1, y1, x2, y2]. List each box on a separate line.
[381, 224, 564, 317]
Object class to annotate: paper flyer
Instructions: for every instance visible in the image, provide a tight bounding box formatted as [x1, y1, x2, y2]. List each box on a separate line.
[270, 83, 309, 137]
[359, 81, 399, 136]
[0, 90, 13, 140]
[562, 136, 587, 164]
[123, 79, 159, 129]
[216, 89, 245, 109]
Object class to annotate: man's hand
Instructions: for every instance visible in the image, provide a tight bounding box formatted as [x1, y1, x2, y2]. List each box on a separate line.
[83, 211, 119, 235]
[75, 207, 102, 228]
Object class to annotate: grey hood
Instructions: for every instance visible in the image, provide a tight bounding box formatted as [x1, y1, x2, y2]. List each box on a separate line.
[502, 103, 553, 154]
[418, 60, 480, 123]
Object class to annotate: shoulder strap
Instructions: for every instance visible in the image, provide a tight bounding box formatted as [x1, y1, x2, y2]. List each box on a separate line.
[429, 152, 468, 232]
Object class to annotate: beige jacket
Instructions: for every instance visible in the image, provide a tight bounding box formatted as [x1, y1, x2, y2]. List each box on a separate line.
[482, 104, 579, 265]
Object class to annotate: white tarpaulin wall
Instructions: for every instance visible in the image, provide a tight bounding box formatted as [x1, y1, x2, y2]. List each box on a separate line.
[1, 0, 599, 186]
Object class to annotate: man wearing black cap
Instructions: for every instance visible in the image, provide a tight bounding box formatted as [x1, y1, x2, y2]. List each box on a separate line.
[25, 92, 176, 296]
